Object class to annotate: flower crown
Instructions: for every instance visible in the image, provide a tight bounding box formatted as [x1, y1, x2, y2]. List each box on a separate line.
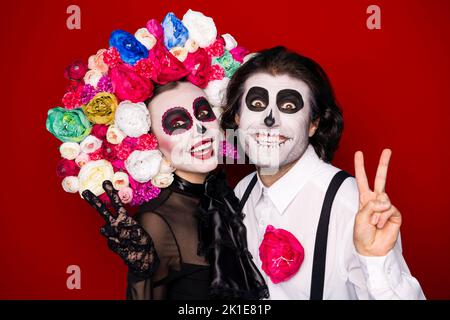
[45, 9, 248, 207]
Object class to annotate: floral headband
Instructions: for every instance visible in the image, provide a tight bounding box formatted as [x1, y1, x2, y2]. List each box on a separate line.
[45, 9, 247, 207]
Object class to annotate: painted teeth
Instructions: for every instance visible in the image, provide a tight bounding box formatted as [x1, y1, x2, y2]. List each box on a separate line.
[192, 141, 212, 153]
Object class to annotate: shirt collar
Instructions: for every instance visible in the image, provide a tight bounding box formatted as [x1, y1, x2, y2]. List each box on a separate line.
[253, 144, 322, 215]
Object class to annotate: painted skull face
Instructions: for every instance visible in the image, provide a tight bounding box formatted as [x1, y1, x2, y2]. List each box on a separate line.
[148, 82, 220, 173]
[237, 73, 313, 169]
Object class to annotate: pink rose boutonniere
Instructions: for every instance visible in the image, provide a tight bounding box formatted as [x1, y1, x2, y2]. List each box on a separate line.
[259, 225, 304, 284]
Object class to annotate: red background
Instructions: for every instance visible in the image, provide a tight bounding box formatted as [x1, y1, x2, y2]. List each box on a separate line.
[1, 0, 449, 299]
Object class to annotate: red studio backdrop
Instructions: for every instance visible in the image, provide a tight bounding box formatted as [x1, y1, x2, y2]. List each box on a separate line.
[0, 0, 449, 299]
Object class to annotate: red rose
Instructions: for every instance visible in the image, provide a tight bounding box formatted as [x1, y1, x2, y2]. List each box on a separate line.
[258, 225, 304, 284]
[56, 159, 80, 178]
[109, 63, 154, 102]
[64, 60, 88, 81]
[183, 48, 212, 88]
[148, 41, 189, 84]
[91, 124, 109, 140]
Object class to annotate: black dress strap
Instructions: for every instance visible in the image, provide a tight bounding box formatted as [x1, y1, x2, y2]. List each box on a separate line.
[310, 170, 352, 300]
[239, 173, 258, 212]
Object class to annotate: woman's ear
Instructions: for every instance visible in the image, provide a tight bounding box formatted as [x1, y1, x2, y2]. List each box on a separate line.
[235, 113, 240, 126]
[309, 118, 320, 137]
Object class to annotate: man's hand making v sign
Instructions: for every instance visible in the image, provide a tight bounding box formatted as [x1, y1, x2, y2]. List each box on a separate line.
[353, 149, 402, 257]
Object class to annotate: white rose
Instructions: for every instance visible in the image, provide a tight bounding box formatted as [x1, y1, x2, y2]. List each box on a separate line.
[83, 69, 103, 87]
[204, 77, 230, 108]
[135, 28, 157, 50]
[159, 158, 176, 174]
[62, 176, 79, 193]
[125, 150, 162, 183]
[78, 160, 115, 196]
[112, 172, 130, 190]
[59, 142, 81, 160]
[106, 125, 126, 145]
[152, 173, 174, 188]
[170, 46, 188, 62]
[80, 135, 103, 154]
[115, 101, 151, 138]
[222, 33, 237, 50]
[184, 38, 199, 53]
[182, 9, 217, 48]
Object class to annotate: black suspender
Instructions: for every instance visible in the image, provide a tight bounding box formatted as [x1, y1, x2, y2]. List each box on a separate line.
[310, 170, 351, 300]
[238, 174, 258, 213]
[238, 170, 351, 300]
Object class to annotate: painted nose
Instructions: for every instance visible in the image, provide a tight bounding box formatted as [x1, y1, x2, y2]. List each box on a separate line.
[264, 109, 275, 127]
[196, 123, 207, 134]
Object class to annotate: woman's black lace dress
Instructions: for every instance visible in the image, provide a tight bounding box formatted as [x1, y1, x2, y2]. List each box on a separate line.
[126, 170, 268, 300]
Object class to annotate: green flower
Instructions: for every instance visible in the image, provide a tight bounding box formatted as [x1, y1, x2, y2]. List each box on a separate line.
[46, 107, 92, 143]
[213, 50, 241, 78]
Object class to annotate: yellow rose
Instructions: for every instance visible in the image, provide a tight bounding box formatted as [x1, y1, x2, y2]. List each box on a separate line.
[82, 92, 118, 125]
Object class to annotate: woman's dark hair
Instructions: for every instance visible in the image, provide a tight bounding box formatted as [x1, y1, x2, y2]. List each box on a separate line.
[220, 46, 344, 163]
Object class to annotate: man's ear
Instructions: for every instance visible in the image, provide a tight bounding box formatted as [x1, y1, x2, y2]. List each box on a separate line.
[309, 118, 320, 137]
[235, 113, 240, 126]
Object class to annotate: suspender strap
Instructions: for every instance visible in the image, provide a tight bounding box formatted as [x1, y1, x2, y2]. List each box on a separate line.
[310, 170, 352, 300]
[239, 174, 258, 212]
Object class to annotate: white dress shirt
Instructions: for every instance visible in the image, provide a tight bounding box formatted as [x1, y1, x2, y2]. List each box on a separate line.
[234, 144, 425, 300]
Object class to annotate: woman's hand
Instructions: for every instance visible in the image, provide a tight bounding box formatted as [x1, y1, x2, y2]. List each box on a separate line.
[353, 149, 402, 257]
[82, 180, 159, 278]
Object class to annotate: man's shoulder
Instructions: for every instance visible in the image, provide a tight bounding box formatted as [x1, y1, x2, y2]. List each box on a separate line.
[314, 162, 359, 214]
[234, 171, 257, 200]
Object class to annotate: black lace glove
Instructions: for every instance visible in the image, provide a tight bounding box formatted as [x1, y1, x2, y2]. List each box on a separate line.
[82, 180, 160, 279]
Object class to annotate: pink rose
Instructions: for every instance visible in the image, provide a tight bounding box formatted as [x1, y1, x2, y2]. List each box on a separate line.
[118, 187, 133, 204]
[109, 63, 154, 102]
[205, 37, 225, 58]
[258, 225, 304, 284]
[56, 158, 80, 178]
[230, 46, 250, 63]
[183, 48, 212, 88]
[136, 133, 158, 151]
[148, 42, 189, 85]
[146, 19, 164, 42]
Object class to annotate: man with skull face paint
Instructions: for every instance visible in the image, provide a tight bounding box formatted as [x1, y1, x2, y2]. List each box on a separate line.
[221, 47, 425, 299]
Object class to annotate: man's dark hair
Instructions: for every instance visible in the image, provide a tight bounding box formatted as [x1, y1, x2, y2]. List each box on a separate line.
[220, 46, 344, 162]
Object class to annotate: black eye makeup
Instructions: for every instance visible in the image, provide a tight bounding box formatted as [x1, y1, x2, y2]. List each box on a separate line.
[276, 89, 304, 114]
[161, 107, 193, 135]
[193, 97, 216, 122]
[245, 86, 269, 111]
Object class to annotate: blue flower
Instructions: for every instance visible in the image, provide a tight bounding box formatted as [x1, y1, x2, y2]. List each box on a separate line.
[109, 29, 149, 65]
[162, 12, 189, 50]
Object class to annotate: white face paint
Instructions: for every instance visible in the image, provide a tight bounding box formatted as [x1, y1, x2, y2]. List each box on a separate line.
[237, 73, 313, 170]
[148, 82, 220, 174]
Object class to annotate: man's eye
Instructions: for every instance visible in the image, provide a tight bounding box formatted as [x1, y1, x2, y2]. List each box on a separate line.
[280, 102, 296, 110]
[251, 99, 266, 108]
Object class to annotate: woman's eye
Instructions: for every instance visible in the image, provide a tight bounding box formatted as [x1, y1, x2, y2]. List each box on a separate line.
[251, 99, 266, 108]
[198, 109, 209, 118]
[172, 120, 184, 128]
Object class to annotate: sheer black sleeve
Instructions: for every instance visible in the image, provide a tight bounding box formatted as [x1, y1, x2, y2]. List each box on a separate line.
[126, 211, 179, 300]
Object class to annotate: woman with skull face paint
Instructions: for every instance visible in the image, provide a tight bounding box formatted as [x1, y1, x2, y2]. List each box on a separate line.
[83, 81, 268, 300]
[221, 47, 425, 299]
